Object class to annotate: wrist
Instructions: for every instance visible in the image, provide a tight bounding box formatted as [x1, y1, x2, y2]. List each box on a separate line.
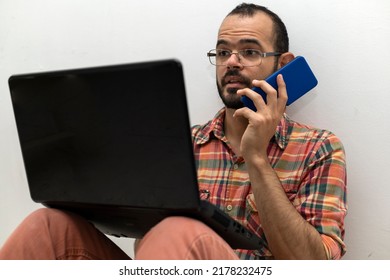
[244, 153, 274, 176]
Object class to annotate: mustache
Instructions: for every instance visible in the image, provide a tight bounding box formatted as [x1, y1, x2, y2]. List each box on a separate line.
[221, 69, 252, 87]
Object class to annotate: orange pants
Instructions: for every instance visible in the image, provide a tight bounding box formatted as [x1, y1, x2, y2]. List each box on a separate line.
[0, 208, 238, 260]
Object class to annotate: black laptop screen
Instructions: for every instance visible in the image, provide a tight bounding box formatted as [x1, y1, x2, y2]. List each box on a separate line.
[9, 60, 200, 209]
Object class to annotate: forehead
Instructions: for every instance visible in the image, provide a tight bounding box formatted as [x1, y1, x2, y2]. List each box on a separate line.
[217, 13, 275, 48]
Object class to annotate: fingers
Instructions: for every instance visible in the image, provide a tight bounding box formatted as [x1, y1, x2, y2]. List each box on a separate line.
[237, 74, 287, 113]
[276, 74, 288, 112]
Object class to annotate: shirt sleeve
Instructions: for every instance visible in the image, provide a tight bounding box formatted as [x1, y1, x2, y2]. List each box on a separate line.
[295, 131, 347, 259]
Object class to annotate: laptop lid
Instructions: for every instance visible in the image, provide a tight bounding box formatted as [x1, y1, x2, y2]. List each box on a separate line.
[9, 59, 200, 209]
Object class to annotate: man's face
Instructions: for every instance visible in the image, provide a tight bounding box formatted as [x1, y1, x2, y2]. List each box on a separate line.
[216, 13, 279, 109]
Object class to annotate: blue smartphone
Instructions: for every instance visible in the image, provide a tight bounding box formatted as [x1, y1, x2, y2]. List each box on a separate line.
[241, 56, 318, 111]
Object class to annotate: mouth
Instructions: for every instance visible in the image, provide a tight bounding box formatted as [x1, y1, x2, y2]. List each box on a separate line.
[224, 76, 247, 89]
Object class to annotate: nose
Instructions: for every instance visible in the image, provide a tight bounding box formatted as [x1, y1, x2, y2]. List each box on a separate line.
[226, 52, 243, 69]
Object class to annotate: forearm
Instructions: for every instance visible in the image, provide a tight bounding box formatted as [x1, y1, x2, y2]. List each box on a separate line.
[246, 156, 327, 260]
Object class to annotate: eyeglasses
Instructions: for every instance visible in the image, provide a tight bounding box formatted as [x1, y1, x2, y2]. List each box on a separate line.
[207, 49, 281, 67]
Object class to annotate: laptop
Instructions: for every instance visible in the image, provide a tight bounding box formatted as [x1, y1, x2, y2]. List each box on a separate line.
[8, 59, 264, 250]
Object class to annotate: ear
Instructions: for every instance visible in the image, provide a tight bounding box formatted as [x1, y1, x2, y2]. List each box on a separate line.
[279, 52, 295, 68]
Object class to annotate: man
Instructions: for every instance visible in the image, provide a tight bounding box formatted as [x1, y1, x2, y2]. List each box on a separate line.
[192, 3, 347, 260]
[0, 3, 347, 260]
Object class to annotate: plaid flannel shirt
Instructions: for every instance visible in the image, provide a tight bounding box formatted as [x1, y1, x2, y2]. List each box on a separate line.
[191, 108, 347, 260]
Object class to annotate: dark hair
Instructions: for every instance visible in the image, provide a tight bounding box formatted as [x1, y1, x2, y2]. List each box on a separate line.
[227, 3, 289, 53]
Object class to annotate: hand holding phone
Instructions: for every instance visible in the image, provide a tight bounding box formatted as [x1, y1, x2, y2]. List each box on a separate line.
[241, 56, 318, 111]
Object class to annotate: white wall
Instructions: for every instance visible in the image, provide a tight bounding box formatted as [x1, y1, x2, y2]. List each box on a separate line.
[1, 0, 389, 260]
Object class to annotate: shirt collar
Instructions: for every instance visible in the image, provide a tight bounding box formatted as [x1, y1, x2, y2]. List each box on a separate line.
[275, 113, 292, 149]
[193, 108, 226, 145]
[194, 107, 293, 150]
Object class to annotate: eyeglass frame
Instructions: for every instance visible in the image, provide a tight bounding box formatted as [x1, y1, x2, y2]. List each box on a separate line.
[207, 48, 281, 67]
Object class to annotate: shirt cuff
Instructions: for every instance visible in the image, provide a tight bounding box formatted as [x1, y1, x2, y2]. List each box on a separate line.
[321, 234, 344, 260]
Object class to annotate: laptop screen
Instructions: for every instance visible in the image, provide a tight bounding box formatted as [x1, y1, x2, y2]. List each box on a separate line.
[9, 60, 200, 210]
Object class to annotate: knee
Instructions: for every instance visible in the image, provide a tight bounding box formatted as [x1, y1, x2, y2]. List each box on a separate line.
[2, 208, 70, 241]
[137, 216, 235, 260]
[23, 208, 59, 227]
[22, 208, 84, 232]
[136, 216, 211, 258]
[26, 208, 67, 224]
[28, 207, 59, 219]
[155, 216, 201, 230]
[152, 216, 214, 240]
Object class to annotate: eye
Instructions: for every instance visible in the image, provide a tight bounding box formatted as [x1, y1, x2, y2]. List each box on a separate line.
[242, 49, 261, 58]
[216, 49, 231, 57]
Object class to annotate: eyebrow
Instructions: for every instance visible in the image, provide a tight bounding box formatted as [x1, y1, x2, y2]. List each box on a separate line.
[216, 38, 264, 48]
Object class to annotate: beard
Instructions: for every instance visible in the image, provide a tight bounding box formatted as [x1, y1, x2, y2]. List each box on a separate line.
[217, 85, 245, 109]
[217, 69, 252, 109]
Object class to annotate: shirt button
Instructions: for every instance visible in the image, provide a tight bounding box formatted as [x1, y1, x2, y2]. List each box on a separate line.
[233, 164, 239, 170]
[226, 205, 233, 211]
